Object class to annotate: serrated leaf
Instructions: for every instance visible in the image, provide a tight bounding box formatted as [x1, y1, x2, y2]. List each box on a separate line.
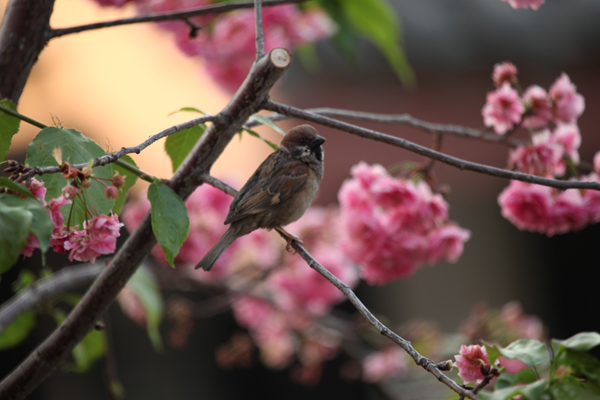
[126, 265, 164, 351]
[0, 177, 35, 198]
[248, 115, 287, 136]
[147, 183, 189, 268]
[0, 311, 35, 349]
[165, 124, 206, 173]
[341, 0, 415, 86]
[0, 99, 21, 161]
[479, 379, 547, 400]
[0, 194, 53, 255]
[242, 128, 279, 151]
[25, 127, 114, 228]
[111, 155, 139, 215]
[553, 332, 600, 353]
[0, 201, 33, 274]
[485, 339, 549, 368]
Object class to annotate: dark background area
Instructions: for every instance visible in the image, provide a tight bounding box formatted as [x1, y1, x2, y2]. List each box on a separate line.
[2, 0, 600, 399]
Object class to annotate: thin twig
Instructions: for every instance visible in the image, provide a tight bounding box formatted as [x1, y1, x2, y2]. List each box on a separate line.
[254, 0, 265, 60]
[15, 114, 217, 183]
[0, 103, 46, 129]
[0, 264, 104, 334]
[49, 0, 308, 39]
[100, 316, 124, 400]
[243, 108, 524, 147]
[263, 100, 600, 192]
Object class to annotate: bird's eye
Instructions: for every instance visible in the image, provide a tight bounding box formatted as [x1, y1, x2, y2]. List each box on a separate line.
[299, 138, 306, 144]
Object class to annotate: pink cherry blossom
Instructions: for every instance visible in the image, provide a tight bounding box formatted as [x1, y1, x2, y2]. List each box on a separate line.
[508, 130, 563, 177]
[500, 301, 544, 340]
[64, 214, 123, 262]
[498, 180, 553, 233]
[594, 152, 600, 174]
[548, 188, 587, 235]
[582, 174, 600, 223]
[339, 162, 470, 285]
[21, 234, 40, 258]
[553, 124, 581, 164]
[501, 0, 545, 10]
[25, 177, 46, 200]
[550, 73, 585, 124]
[492, 62, 517, 87]
[454, 344, 490, 384]
[482, 83, 525, 134]
[362, 347, 407, 382]
[523, 85, 552, 129]
[117, 286, 147, 326]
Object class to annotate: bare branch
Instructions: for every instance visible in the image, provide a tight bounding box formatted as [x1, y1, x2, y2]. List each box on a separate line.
[254, 0, 265, 60]
[263, 100, 600, 192]
[49, 0, 308, 39]
[0, 48, 292, 400]
[0, 264, 103, 334]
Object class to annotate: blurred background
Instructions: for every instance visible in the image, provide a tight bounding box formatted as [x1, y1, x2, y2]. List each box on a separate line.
[2, 0, 600, 398]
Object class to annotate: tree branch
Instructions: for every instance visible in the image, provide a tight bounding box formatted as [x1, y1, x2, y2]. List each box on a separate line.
[14, 114, 217, 183]
[0, 264, 104, 334]
[263, 100, 600, 192]
[0, 48, 292, 400]
[49, 0, 308, 39]
[254, 0, 265, 60]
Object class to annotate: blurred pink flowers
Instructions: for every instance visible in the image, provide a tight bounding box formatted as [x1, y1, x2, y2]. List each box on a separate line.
[501, 0, 545, 10]
[338, 162, 470, 285]
[482, 83, 524, 134]
[362, 347, 407, 382]
[550, 73, 585, 124]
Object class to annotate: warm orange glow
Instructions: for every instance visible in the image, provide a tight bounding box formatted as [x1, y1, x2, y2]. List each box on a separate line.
[4, 0, 278, 189]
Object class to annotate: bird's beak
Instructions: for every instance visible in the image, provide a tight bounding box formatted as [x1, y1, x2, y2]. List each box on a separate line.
[310, 135, 326, 149]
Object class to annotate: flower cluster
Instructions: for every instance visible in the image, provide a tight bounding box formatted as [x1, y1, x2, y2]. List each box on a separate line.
[483, 63, 600, 235]
[338, 162, 470, 285]
[90, 0, 335, 92]
[483, 63, 584, 134]
[361, 347, 408, 382]
[21, 178, 124, 263]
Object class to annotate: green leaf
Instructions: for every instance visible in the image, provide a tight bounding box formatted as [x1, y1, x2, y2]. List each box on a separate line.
[111, 155, 139, 215]
[479, 379, 546, 400]
[553, 332, 600, 353]
[25, 127, 114, 228]
[0, 99, 21, 161]
[495, 369, 538, 390]
[242, 128, 279, 151]
[340, 0, 415, 86]
[248, 115, 287, 136]
[164, 124, 206, 173]
[147, 183, 189, 268]
[126, 265, 164, 351]
[318, 0, 359, 63]
[168, 107, 206, 116]
[485, 339, 549, 368]
[0, 194, 53, 255]
[0, 177, 35, 198]
[549, 378, 600, 400]
[0, 201, 33, 274]
[0, 311, 35, 350]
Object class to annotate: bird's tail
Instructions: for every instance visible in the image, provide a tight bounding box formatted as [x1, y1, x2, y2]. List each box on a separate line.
[195, 227, 237, 271]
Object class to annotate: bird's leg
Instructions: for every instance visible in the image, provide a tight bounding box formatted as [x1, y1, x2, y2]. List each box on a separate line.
[274, 227, 303, 253]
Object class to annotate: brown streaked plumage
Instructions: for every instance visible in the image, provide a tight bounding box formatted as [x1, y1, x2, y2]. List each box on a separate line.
[196, 124, 325, 271]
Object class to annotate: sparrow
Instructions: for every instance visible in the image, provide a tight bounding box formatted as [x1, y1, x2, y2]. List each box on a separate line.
[196, 124, 326, 271]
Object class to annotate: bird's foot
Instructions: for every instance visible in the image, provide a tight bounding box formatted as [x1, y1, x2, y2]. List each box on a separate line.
[275, 227, 303, 253]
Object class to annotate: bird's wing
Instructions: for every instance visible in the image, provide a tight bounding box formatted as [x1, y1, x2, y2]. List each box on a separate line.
[224, 152, 309, 224]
